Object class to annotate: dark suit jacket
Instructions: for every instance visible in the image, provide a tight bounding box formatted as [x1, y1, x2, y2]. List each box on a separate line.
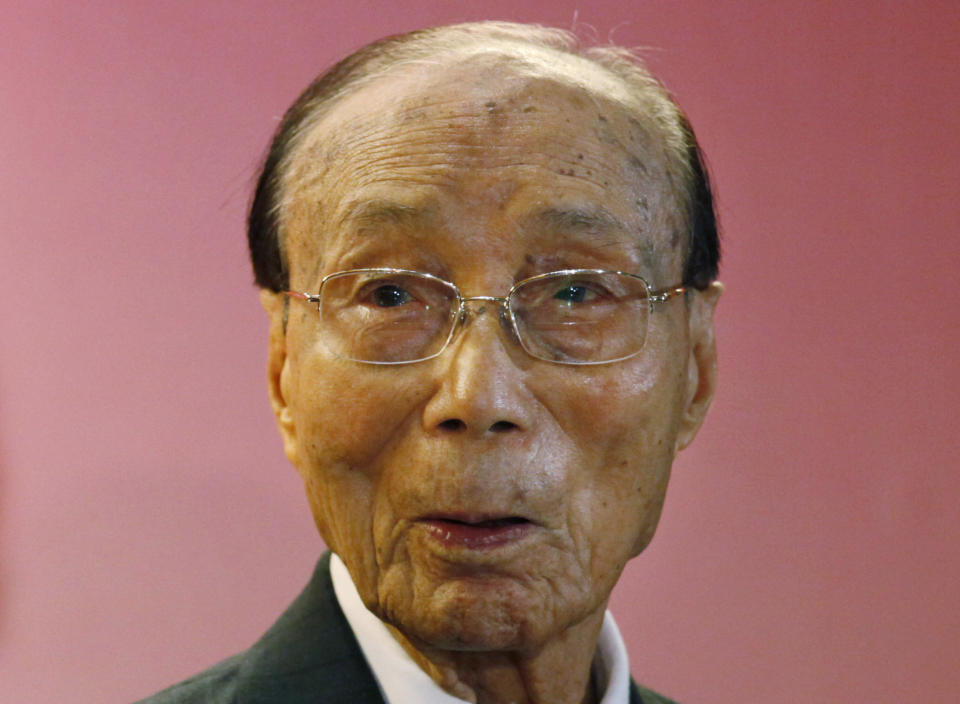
[136, 552, 677, 704]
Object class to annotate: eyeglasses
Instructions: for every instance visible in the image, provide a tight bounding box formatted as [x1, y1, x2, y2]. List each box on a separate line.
[284, 268, 686, 365]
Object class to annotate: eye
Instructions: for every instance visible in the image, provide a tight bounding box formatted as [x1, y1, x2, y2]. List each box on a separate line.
[552, 283, 601, 305]
[371, 284, 413, 307]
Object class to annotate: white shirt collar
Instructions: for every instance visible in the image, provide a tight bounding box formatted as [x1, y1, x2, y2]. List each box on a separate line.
[330, 552, 630, 704]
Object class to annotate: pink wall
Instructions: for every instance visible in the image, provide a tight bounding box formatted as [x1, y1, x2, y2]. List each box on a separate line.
[2, 2, 958, 702]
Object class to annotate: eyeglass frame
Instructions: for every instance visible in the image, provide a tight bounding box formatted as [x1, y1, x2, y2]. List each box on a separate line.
[284, 267, 687, 366]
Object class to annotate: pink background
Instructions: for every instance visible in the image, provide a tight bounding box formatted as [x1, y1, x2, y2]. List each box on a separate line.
[2, 2, 958, 702]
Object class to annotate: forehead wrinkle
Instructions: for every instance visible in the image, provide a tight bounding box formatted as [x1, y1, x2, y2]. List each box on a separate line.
[286, 66, 661, 207]
[299, 72, 637, 170]
[324, 128, 631, 198]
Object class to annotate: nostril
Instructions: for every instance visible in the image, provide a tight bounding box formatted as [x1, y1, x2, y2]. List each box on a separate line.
[489, 420, 518, 433]
[438, 419, 466, 432]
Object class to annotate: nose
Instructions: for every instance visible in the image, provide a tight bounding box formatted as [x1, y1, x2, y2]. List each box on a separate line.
[421, 298, 533, 437]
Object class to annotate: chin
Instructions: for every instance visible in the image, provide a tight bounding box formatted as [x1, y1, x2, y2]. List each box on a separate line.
[392, 595, 528, 651]
[379, 574, 588, 653]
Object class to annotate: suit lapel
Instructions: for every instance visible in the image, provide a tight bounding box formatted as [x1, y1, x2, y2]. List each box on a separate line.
[234, 552, 385, 704]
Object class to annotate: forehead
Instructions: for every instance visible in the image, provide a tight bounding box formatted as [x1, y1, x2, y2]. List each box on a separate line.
[280, 51, 683, 282]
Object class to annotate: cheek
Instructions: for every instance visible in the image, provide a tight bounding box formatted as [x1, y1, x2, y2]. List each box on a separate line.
[286, 354, 431, 571]
[557, 361, 684, 561]
[290, 356, 426, 469]
[561, 364, 667, 460]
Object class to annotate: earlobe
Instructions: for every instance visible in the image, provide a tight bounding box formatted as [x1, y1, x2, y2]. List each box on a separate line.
[261, 290, 298, 465]
[675, 281, 722, 452]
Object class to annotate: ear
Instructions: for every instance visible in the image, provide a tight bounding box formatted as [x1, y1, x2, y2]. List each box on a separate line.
[675, 281, 722, 452]
[260, 289, 298, 466]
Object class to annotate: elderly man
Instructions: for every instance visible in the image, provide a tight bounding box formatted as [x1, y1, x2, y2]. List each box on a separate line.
[139, 20, 720, 704]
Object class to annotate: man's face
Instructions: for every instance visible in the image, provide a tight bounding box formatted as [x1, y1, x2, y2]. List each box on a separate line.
[265, 55, 719, 653]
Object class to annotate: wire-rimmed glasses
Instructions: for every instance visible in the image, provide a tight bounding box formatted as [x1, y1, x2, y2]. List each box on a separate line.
[284, 268, 686, 365]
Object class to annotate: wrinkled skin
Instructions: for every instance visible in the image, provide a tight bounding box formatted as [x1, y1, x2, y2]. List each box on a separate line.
[263, 52, 720, 704]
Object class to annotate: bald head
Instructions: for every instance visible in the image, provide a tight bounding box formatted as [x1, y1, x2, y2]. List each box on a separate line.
[247, 21, 719, 292]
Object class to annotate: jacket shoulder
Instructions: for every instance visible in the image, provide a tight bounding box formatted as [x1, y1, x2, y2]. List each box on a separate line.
[132, 652, 244, 703]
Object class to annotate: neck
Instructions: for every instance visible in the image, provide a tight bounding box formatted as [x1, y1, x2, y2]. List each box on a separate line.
[386, 607, 606, 704]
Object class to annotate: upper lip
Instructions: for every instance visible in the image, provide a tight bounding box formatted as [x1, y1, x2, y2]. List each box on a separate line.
[416, 513, 534, 526]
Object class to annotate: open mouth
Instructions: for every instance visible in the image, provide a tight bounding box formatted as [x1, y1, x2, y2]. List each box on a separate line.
[417, 515, 534, 549]
[440, 516, 528, 528]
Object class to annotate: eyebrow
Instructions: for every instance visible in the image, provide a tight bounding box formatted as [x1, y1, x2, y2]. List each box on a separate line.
[532, 206, 627, 235]
[336, 199, 434, 230]
[530, 206, 658, 266]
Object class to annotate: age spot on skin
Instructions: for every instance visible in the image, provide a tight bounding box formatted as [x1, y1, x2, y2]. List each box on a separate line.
[483, 99, 507, 129]
[628, 155, 648, 176]
[594, 114, 620, 146]
[401, 108, 426, 124]
[627, 117, 654, 149]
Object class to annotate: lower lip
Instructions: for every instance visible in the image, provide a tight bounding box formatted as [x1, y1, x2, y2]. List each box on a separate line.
[418, 519, 534, 550]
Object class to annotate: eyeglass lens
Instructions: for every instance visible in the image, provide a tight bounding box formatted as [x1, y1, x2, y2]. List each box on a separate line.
[317, 270, 651, 364]
[512, 271, 650, 363]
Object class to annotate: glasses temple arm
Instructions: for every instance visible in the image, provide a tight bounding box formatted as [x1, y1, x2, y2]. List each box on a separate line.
[648, 285, 687, 304]
[283, 291, 322, 303]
